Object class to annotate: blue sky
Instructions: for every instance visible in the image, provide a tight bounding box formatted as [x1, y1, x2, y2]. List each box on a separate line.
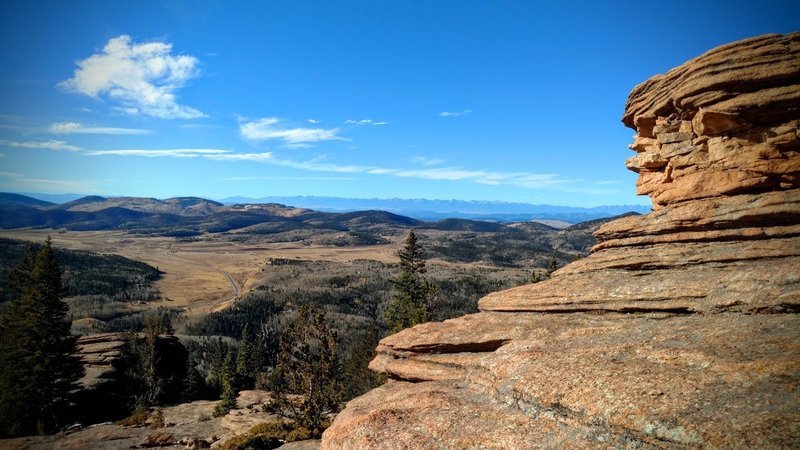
[0, 1, 797, 206]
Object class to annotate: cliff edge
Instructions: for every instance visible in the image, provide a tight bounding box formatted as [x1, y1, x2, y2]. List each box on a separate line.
[322, 33, 800, 449]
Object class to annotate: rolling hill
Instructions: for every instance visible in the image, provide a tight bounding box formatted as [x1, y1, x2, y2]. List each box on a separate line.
[0, 193, 640, 266]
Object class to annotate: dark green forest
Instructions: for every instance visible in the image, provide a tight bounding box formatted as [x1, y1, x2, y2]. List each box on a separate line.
[0, 238, 163, 333]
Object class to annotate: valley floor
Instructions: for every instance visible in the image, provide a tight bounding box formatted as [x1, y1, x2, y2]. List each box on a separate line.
[0, 229, 404, 318]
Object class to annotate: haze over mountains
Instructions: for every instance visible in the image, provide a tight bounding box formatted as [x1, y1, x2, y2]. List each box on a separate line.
[11, 192, 651, 224]
[0, 193, 638, 260]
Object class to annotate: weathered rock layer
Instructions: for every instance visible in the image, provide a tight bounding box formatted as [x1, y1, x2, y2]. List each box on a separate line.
[322, 33, 800, 449]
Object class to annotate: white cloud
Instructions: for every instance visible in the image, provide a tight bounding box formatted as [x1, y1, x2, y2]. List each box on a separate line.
[307, 119, 321, 124]
[411, 156, 446, 166]
[265, 155, 570, 190]
[50, 121, 151, 135]
[85, 148, 273, 162]
[58, 35, 204, 119]
[0, 139, 81, 151]
[0, 114, 35, 132]
[221, 176, 356, 181]
[439, 109, 472, 117]
[0, 171, 22, 178]
[87, 148, 229, 158]
[111, 106, 142, 116]
[239, 117, 346, 147]
[0, 176, 98, 193]
[345, 119, 388, 126]
[207, 152, 273, 162]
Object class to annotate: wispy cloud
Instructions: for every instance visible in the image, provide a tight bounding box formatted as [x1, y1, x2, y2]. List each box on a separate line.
[307, 119, 321, 124]
[345, 119, 388, 126]
[0, 114, 40, 132]
[50, 121, 151, 135]
[265, 155, 571, 190]
[87, 148, 228, 158]
[0, 172, 98, 192]
[239, 117, 346, 147]
[439, 109, 472, 117]
[58, 35, 204, 119]
[411, 156, 446, 166]
[18, 178, 97, 191]
[85, 148, 273, 162]
[221, 176, 357, 181]
[0, 139, 81, 151]
[179, 123, 224, 130]
[206, 152, 273, 162]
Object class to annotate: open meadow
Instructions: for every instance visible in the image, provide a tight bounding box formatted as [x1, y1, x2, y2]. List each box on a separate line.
[0, 229, 409, 317]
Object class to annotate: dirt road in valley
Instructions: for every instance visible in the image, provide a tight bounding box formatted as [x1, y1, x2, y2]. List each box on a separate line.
[0, 229, 399, 314]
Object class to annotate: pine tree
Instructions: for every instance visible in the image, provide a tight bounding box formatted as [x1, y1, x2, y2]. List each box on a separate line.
[546, 250, 559, 275]
[0, 238, 84, 437]
[236, 324, 254, 385]
[145, 307, 174, 335]
[267, 304, 341, 438]
[182, 354, 205, 402]
[385, 230, 435, 333]
[341, 325, 386, 400]
[213, 353, 237, 417]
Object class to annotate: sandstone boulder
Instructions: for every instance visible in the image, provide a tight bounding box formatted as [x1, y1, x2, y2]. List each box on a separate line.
[322, 33, 800, 449]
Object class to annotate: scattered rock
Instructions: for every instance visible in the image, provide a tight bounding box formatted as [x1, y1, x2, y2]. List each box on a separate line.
[0, 391, 281, 450]
[140, 432, 177, 447]
[178, 437, 211, 449]
[277, 440, 322, 450]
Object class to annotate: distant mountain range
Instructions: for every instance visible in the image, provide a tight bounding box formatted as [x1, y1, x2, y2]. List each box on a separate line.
[219, 196, 652, 222]
[2, 192, 649, 232]
[13, 193, 651, 224]
[0, 192, 640, 267]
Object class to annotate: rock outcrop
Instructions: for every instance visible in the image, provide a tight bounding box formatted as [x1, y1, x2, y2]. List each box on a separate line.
[75, 332, 128, 390]
[0, 390, 315, 450]
[322, 33, 800, 449]
[72, 333, 190, 424]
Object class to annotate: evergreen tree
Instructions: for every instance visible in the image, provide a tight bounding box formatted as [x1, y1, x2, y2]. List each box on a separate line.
[236, 324, 254, 386]
[206, 337, 228, 393]
[341, 325, 386, 400]
[182, 354, 205, 402]
[122, 308, 176, 412]
[546, 250, 559, 275]
[213, 353, 237, 417]
[385, 230, 435, 333]
[267, 304, 341, 438]
[0, 238, 84, 437]
[145, 307, 174, 335]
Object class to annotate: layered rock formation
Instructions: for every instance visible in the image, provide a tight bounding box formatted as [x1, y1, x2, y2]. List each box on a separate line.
[322, 33, 800, 449]
[73, 333, 190, 424]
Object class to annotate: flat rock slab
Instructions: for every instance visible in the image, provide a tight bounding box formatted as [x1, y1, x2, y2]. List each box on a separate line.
[329, 313, 800, 449]
[324, 381, 644, 450]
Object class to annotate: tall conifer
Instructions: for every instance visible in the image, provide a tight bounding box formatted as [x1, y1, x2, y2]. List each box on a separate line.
[385, 230, 434, 333]
[0, 238, 84, 436]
